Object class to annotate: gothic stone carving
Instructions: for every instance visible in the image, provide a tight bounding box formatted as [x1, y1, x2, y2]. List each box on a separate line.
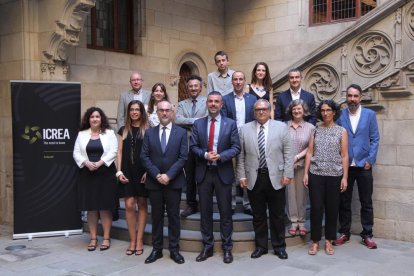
[305, 64, 340, 101]
[351, 32, 393, 77]
[404, 2, 414, 40]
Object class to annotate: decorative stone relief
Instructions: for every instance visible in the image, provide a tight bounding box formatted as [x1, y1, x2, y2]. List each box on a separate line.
[305, 64, 340, 101]
[42, 0, 95, 78]
[404, 2, 414, 40]
[395, 8, 402, 68]
[341, 43, 348, 91]
[351, 32, 393, 77]
[376, 72, 400, 88]
[168, 74, 181, 87]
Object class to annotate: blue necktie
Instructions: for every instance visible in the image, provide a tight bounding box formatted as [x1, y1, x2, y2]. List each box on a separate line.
[161, 126, 167, 153]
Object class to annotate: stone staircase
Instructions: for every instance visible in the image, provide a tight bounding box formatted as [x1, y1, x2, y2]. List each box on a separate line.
[89, 194, 312, 253]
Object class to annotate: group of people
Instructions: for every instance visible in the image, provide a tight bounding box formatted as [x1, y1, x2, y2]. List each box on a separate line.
[72, 50, 380, 265]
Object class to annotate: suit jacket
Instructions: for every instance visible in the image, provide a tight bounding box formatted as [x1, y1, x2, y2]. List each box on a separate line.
[237, 120, 294, 191]
[175, 95, 208, 126]
[73, 128, 118, 168]
[275, 89, 317, 125]
[221, 92, 256, 124]
[190, 116, 241, 185]
[140, 124, 188, 190]
[117, 89, 151, 130]
[337, 107, 380, 166]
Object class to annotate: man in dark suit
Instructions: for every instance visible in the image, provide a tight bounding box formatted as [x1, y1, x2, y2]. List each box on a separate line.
[274, 68, 317, 125]
[237, 99, 293, 260]
[141, 100, 188, 264]
[190, 91, 241, 264]
[221, 71, 256, 215]
[334, 84, 380, 249]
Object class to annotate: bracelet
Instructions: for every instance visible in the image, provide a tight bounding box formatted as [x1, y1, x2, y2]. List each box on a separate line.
[115, 171, 124, 177]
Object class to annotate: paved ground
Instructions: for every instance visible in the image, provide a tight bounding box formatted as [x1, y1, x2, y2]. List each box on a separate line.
[0, 224, 413, 276]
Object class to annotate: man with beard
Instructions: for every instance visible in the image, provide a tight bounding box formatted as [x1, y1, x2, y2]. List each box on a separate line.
[334, 84, 380, 249]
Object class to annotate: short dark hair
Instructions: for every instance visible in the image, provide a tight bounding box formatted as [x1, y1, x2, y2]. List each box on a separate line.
[346, 83, 362, 95]
[317, 100, 341, 121]
[80, 107, 111, 132]
[214, 51, 229, 61]
[288, 68, 302, 76]
[207, 91, 222, 98]
[186, 74, 203, 86]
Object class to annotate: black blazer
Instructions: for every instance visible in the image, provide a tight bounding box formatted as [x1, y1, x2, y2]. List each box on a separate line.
[190, 116, 240, 185]
[274, 89, 317, 125]
[140, 124, 188, 190]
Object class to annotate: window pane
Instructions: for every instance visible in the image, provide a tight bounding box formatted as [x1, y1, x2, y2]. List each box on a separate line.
[96, 0, 114, 48]
[313, 0, 328, 24]
[117, 0, 129, 50]
[332, 0, 355, 21]
[361, 0, 376, 16]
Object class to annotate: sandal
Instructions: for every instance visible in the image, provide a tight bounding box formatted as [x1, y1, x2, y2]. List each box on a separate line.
[126, 248, 136, 256]
[288, 227, 297, 236]
[100, 239, 111, 251]
[308, 242, 319, 255]
[87, 239, 98, 252]
[325, 240, 334, 255]
[299, 227, 308, 236]
[135, 248, 144, 256]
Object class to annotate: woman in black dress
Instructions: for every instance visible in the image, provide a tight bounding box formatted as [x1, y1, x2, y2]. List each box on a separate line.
[248, 61, 274, 118]
[116, 100, 149, 255]
[73, 107, 118, 251]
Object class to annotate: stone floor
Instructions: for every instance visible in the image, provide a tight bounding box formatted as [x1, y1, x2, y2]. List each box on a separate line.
[0, 224, 413, 276]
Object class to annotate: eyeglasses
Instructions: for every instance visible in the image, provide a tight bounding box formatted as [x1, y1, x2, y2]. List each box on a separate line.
[254, 108, 269, 113]
[157, 109, 172, 113]
[130, 78, 143, 82]
[320, 109, 333, 113]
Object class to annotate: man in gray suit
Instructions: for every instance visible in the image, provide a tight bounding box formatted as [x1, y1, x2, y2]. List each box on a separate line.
[176, 75, 208, 218]
[117, 71, 151, 131]
[237, 99, 293, 260]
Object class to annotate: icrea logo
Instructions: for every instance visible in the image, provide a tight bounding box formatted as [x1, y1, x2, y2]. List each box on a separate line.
[21, 126, 70, 144]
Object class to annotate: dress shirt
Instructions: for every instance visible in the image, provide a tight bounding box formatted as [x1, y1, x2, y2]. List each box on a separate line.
[133, 89, 143, 101]
[207, 69, 235, 96]
[290, 88, 302, 101]
[205, 114, 221, 165]
[349, 105, 362, 166]
[159, 122, 172, 146]
[234, 92, 246, 129]
[256, 120, 269, 153]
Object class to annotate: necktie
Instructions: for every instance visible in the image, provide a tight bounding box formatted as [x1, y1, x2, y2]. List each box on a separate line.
[208, 118, 215, 152]
[191, 99, 197, 117]
[161, 126, 167, 153]
[258, 125, 267, 168]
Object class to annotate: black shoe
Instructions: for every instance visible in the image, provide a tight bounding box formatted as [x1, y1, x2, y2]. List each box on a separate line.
[251, 247, 268, 259]
[145, 249, 163, 264]
[170, 251, 185, 264]
[244, 209, 253, 216]
[223, 250, 233, 264]
[274, 249, 288, 260]
[232, 209, 235, 215]
[196, 248, 213, 262]
[181, 206, 197, 218]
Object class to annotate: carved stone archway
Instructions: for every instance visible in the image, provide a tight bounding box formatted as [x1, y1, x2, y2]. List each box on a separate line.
[41, 0, 96, 80]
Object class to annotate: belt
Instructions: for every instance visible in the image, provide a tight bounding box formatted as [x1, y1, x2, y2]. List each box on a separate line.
[257, 167, 269, 174]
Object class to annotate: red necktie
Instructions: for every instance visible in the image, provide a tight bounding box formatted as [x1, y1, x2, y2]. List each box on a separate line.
[208, 118, 215, 152]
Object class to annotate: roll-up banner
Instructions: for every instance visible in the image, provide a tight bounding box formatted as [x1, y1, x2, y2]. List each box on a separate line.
[11, 81, 82, 239]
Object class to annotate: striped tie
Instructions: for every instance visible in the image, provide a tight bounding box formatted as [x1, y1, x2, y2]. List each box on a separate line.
[258, 125, 267, 168]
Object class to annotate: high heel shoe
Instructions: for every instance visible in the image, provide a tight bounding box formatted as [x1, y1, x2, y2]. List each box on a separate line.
[87, 239, 98, 252]
[100, 239, 111, 251]
[308, 242, 319, 255]
[325, 240, 334, 255]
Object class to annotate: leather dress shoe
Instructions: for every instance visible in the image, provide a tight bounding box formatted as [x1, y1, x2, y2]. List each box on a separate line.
[145, 249, 163, 264]
[196, 249, 213, 262]
[223, 250, 233, 264]
[251, 247, 268, 259]
[274, 249, 288, 259]
[170, 251, 185, 264]
[181, 206, 197, 218]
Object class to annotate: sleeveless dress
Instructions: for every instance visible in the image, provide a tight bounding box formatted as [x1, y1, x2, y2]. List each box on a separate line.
[249, 84, 270, 101]
[77, 138, 118, 211]
[118, 126, 148, 198]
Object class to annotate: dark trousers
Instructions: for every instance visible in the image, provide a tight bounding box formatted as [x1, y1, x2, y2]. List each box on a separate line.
[247, 172, 286, 251]
[148, 187, 182, 252]
[308, 173, 341, 241]
[184, 150, 197, 208]
[198, 167, 233, 251]
[339, 167, 374, 239]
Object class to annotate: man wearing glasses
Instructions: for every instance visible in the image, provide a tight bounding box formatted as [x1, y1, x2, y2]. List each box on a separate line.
[117, 72, 151, 131]
[237, 99, 293, 260]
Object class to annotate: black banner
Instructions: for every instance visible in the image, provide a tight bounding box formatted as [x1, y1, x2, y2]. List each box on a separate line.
[11, 81, 82, 238]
